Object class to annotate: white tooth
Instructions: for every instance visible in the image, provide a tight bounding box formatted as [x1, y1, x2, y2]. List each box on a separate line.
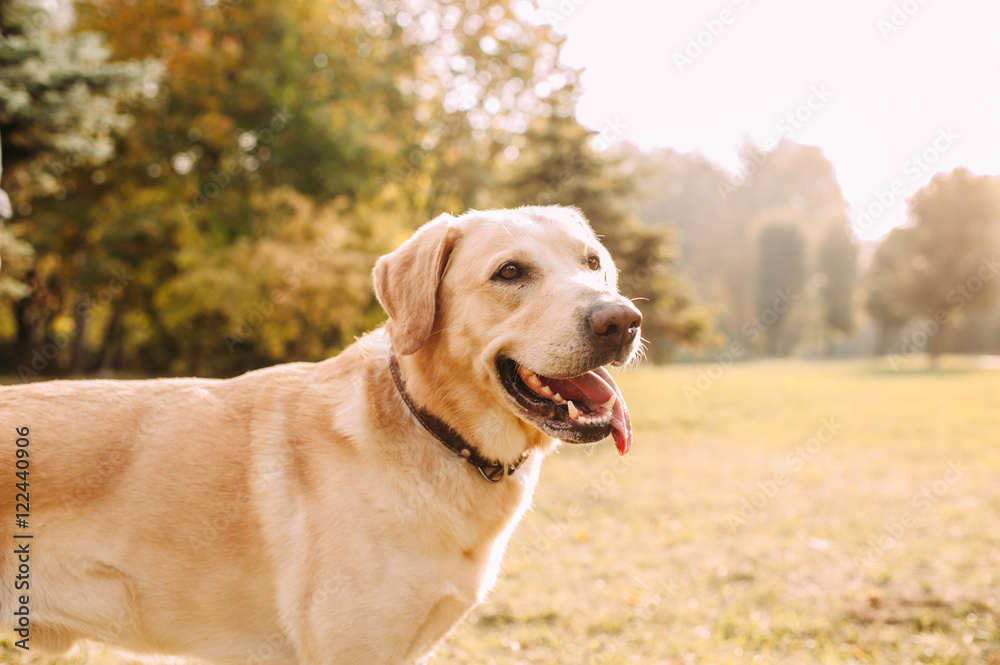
[528, 375, 543, 388]
[540, 385, 554, 397]
[552, 393, 565, 404]
[522, 368, 535, 377]
[567, 400, 579, 421]
[601, 394, 617, 411]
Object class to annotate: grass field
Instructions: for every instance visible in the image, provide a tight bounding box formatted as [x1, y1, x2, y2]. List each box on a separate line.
[4, 357, 999, 664]
[434, 357, 1000, 665]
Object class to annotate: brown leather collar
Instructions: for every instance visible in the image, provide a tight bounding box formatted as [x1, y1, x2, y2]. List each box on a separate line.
[388, 353, 528, 483]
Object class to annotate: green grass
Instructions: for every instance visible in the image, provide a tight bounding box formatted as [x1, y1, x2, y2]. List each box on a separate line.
[435, 357, 1000, 664]
[4, 357, 1000, 664]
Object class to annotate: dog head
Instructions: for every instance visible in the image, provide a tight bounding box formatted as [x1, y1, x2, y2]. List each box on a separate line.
[374, 206, 641, 455]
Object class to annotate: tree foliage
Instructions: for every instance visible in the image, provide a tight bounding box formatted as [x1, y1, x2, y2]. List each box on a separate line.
[0, 0, 158, 202]
[817, 216, 858, 353]
[0, 0, 156, 356]
[0, 0, 708, 377]
[634, 139, 853, 356]
[755, 215, 807, 356]
[866, 168, 1000, 359]
[866, 227, 919, 354]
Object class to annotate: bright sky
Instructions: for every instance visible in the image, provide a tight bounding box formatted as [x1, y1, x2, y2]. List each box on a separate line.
[532, 0, 1000, 242]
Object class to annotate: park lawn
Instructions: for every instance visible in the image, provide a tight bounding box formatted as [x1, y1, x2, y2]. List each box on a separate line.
[435, 357, 1000, 664]
[3, 357, 999, 664]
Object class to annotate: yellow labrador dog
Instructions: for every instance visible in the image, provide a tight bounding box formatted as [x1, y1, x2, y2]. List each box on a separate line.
[1, 205, 642, 664]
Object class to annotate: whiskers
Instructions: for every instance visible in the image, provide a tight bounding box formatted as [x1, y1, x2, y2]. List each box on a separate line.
[624, 336, 649, 370]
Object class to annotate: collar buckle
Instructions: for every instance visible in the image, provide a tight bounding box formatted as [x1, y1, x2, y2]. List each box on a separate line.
[479, 463, 508, 483]
[477, 453, 529, 483]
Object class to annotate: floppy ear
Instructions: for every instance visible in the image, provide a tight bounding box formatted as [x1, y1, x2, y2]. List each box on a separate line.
[373, 213, 458, 355]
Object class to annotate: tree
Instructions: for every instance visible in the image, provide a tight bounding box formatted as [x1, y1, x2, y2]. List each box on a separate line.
[734, 141, 848, 349]
[0, 0, 157, 204]
[0, 0, 155, 365]
[633, 140, 849, 347]
[152, 189, 380, 375]
[2, 0, 706, 375]
[632, 146, 743, 338]
[866, 227, 919, 355]
[865, 168, 1000, 362]
[1, 136, 12, 275]
[817, 216, 858, 355]
[755, 214, 808, 356]
[0, 138, 32, 313]
[728, 139, 848, 225]
[907, 169, 1000, 361]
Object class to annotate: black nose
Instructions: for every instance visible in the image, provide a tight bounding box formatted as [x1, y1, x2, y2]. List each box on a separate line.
[588, 300, 642, 349]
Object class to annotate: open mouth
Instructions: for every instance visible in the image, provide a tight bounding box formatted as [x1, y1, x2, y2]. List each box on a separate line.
[496, 357, 633, 455]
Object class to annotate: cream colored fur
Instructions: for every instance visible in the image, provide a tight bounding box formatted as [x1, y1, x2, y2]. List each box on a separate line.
[0, 205, 635, 664]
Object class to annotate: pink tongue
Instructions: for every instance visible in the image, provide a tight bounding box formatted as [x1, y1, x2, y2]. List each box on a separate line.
[545, 368, 633, 456]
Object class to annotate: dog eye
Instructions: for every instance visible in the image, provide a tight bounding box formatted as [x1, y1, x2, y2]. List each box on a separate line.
[496, 262, 522, 280]
[587, 256, 601, 271]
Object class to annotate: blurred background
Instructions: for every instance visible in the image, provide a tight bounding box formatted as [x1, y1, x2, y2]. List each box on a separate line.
[1, 0, 999, 377]
[1, 0, 999, 663]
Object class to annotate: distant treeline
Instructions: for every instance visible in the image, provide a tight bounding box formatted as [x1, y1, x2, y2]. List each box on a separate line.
[630, 143, 1000, 362]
